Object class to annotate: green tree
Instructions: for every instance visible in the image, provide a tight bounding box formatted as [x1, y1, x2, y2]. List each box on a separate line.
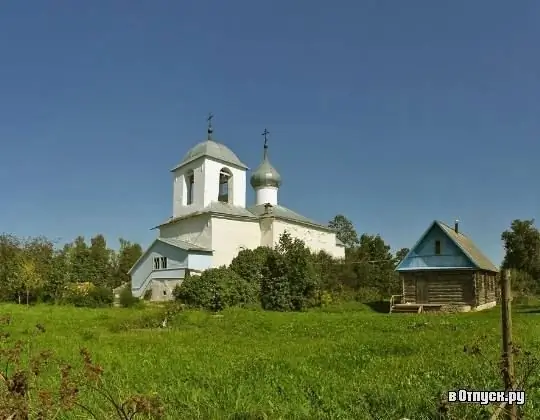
[111, 238, 143, 289]
[88, 234, 112, 287]
[0, 234, 23, 302]
[260, 249, 290, 311]
[229, 246, 273, 286]
[174, 267, 258, 311]
[278, 232, 319, 310]
[346, 233, 398, 295]
[45, 245, 70, 302]
[69, 236, 91, 283]
[501, 219, 540, 279]
[260, 232, 320, 311]
[18, 257, 42, 306]
[328, 215, 359, 249]
[394, 247, 410, 265]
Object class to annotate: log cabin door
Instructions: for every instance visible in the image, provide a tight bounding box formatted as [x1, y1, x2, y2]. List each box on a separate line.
[415, 274, 429, 304]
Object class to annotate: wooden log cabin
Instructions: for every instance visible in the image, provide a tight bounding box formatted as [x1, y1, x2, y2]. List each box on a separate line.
[392, 220, 499, 313]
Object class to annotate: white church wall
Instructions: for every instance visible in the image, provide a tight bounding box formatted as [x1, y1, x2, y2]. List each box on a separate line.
[203, 159, 246, 208]
[172, 160, 205, 218]
[272, 220, 345, 259]
[158, 214, 212, 249]
[210, 217, 261, 267]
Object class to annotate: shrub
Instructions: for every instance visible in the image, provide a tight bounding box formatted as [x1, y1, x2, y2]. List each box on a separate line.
[260, 250, 291, 311]
[119, 287, 140, 308]
[354, 287, 385, 303]
[173, 267, 258, 311]
[229, 247, 273, 285]
[0, 314, 165, 418]
[62, 283, 114, 308]
[261, 233, 320, 311]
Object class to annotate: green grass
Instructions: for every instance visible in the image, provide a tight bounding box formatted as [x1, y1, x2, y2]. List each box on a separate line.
[2, 301, 540, 419]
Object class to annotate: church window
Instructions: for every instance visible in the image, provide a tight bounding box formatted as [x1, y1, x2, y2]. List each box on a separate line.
[218, 168, 232, 203]
[152, 257, 168, 270]
[434, 240, 441, 255]
[186, 171, 195, 205]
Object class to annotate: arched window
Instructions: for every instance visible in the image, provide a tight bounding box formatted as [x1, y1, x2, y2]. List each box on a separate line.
[218, 168, 232, 203]
[186, 171, 194, 205]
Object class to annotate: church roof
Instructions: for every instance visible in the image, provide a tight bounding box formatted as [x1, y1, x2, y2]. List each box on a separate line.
[155, 203, 344, 247]
[171, 140, 248, 171]
[250, 151, 282, 188]
[127, 237, 211, 275]
[247, 204, 334, 232]
[155, 202, 258, 228]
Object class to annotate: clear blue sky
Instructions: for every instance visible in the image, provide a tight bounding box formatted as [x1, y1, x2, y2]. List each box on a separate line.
[1, 1, 538, 265]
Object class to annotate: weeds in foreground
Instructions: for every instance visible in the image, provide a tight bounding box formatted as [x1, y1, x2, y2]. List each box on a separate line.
[436, 334, 540, 420]
[0, 313, 165, 419]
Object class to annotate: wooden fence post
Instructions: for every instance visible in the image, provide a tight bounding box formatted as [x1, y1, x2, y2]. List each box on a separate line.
[500, 269, 517, 419]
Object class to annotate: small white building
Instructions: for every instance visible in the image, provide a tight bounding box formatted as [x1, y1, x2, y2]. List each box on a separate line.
[129, 120, 345, 301]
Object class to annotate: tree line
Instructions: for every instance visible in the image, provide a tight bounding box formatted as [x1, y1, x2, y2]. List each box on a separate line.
[0, 215, 537, 307]
[0, 234, 142, 305]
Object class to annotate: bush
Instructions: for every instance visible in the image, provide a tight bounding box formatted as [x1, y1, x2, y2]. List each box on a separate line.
[119, 287, 140, 308]
[173, 267, 258, 311]
[260, 250, 291, 311]
[229, 247, 273, 285]
[62, 283, 114, 308]
[260, 233, 320, 311]
[354, 287, 385, 303]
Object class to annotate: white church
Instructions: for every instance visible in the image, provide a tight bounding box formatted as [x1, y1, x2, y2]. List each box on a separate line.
[129, 118, 345, 301]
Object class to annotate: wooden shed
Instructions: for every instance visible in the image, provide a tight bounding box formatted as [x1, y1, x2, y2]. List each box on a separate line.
[392, 220, 499, 313]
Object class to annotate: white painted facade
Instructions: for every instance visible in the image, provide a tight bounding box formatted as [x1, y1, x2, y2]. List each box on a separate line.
[271, 220, 346, 259]
[159, 214, 212, 249]
[131, 134, 346, 300]
[172, 157, 246, 218]
[254, 186, 278, 206]
[210, 217, 262, 267]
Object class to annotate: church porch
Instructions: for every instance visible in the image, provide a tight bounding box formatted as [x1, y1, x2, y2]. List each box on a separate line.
[128, 237, 213, 302]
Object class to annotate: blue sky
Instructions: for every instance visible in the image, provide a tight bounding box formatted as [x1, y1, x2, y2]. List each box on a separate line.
[0, 1, 538, 264]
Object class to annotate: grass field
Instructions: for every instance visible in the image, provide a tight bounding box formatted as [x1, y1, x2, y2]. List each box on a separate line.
[2, 301, 540, 419]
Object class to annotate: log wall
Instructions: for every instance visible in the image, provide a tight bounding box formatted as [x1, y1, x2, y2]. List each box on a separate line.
[402, 270, 478, 306]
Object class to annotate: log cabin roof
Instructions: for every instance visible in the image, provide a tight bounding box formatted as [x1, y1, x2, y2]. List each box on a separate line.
[435, 221, 499, 272]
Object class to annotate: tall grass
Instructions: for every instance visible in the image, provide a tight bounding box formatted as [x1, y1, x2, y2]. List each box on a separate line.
[1, 302, 540, 419]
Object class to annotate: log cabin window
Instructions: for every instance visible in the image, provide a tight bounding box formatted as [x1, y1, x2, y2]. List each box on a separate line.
[434, 240, 441, 255]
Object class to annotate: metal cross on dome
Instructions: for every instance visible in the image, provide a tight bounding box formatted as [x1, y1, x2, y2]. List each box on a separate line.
[262, 128, 269, 147]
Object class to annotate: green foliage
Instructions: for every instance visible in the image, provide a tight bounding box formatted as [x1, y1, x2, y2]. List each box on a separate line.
[229, 247, 273, 285]
[260, 249, 291, 311]
[112, 239, 143, 289]
[174, 267, 258, 311]
[394, 247, 410, 265]
[502, 219, 540, 288]
[0, 313, 164, 418]
[3, 303, 540, 418]
[0, 234, 144, 305]
[119, 286, 140, 308]
[63, 284, 114, 308]
[261, 232, 320, 311]
[328, 214, 359, 248]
